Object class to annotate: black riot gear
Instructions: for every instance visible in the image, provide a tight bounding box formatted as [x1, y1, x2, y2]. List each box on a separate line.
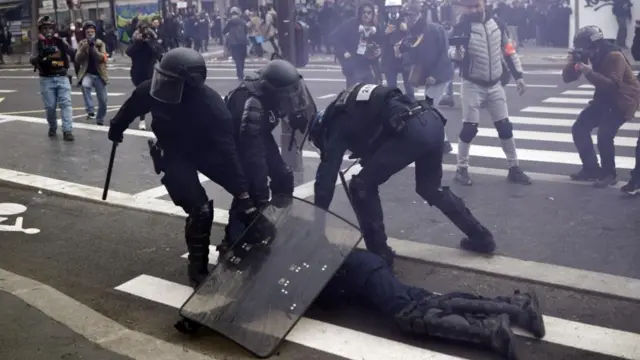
[249, 59, 311, 117]
[150, 47, 207, 104]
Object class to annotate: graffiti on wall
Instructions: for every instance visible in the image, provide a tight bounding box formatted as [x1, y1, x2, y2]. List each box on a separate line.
[114, 3, 159, 43]
[583, 0, 614, 11]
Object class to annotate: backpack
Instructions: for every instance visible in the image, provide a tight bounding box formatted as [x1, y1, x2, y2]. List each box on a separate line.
[224, 85, 252, 135]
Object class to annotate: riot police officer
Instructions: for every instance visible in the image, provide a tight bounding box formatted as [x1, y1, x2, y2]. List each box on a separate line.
[107, 48, 264, 287]
[220, 59, 315, 251]
[309, 84, 496, 267]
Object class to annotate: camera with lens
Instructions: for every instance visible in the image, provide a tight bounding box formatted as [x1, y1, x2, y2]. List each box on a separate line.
[569, 48, 589, 63]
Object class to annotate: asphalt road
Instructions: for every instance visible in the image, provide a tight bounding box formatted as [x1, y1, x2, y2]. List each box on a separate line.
[0, 64, 639, 359]
[0, 184, 638, 360]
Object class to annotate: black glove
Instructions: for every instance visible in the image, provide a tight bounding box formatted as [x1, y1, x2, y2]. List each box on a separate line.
[108, 125, 124, 143]
[236, 197, 276, 244]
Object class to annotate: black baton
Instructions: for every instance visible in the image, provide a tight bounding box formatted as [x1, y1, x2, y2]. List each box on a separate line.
[102, 142, 117, 200]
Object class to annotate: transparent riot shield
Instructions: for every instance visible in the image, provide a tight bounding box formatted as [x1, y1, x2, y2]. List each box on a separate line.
[178, 197, 362, 358]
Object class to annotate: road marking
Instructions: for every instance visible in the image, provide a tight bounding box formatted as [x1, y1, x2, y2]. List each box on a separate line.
[2, 113, 637, 170]
[0, 75, 560, 88]
[115, 274, 467, 360]
[0, 166, 636, 300]
[0, 268, 219, 360]
[509, 115, 640, 131]
[70, 91, 126, 96]
[477, 127, 638, 147]
[542, 97, 590, 105]
[521, 106, 640, 118]
[0, 106, 119, 116]
[0, 89, 17, 93]
[133, 173, 208, 199]
[579, 84, 594, 89]
[0, 97, 4, 103]
[71, 107, 120, 119]
[561, 90, 593, 96]
[116, 273, 640, 360]
[317, 94, 337, 99]
[291, 163, 362, 200]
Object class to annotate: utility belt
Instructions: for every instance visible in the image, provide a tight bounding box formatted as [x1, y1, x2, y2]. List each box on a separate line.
[148, 139, 165, 174]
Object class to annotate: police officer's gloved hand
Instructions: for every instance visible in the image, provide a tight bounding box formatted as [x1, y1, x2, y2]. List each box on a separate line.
[237, 196, 276, 245]
[107, 125, 124, 143]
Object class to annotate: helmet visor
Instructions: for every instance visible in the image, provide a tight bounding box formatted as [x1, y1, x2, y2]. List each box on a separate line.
[150, 65, 184, 104]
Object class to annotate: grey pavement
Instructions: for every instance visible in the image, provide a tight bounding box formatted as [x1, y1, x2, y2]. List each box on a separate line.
[0, 291, 134, 360]
[0, 184, 638, 360]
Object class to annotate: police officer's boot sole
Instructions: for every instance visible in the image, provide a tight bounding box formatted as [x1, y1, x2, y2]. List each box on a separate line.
[507, 290, 545, 338]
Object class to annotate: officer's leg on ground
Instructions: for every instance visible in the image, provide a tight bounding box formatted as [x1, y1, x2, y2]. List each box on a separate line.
[570, 104, 603, 181]
[455, 81, 484, 186]
[594, 112, 627, 187]
[622, 130, 640, 195]
[350, 115, 437, 266]
[486, 84, 531, 185]
[316, 250, 430, 315]
[161, 154, 213, 287]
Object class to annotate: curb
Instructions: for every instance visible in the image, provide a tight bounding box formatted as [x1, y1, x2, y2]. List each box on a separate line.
[0, 268, 220, 360]
[0, 163, 637, 302]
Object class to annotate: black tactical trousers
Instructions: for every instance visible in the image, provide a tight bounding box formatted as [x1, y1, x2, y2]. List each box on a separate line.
[349, 112, 444, 261]
[572, 103, 627, 177]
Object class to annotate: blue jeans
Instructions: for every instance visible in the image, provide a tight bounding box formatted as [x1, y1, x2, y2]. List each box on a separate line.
[81, 74, 108, 124]
[385, 68, 414, 99]
[39, 76, 73, 132]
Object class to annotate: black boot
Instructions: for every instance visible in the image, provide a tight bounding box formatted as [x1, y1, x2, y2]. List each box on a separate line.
[495, 290, 545, 338]
[395, 302, 519, 360]
[430, 187, 496, 253]
[185, 200, 214, 288]
[434, 291, 545, 338]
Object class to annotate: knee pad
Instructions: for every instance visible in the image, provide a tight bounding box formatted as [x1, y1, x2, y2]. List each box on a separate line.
[459, 122, 478, 143]
[185, 200, 214, 239]
[270, 167, 294, 195]
[494, 118, 513, 139]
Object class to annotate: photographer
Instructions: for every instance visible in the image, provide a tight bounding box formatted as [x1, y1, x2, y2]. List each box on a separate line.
[622, 20, 640, 196]
[381, 5, 414, 99]
[562, 25, 640, 188]
[126, 22, 162, 130]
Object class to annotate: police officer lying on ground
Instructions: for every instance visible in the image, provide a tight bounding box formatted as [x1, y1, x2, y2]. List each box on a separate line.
[219, 59, 314, 251]
[318, 249, 545, 360]
[562, 25, 640, 188]
[310, 84, 496, 267]
[107, 48, 266, 287]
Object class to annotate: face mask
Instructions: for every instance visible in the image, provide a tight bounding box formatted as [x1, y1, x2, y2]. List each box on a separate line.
[70, 25, 76, 31]
[43, 29, 54, 38]
[86, 34, 95, 40]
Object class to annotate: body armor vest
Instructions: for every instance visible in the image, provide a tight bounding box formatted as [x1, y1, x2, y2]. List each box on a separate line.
[324, 84, 402, 158]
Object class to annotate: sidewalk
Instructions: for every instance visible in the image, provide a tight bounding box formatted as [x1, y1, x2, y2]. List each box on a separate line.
[0, 290, 134, 360]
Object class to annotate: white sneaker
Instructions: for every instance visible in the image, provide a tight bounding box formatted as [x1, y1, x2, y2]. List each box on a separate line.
[138, 121, 146, 130]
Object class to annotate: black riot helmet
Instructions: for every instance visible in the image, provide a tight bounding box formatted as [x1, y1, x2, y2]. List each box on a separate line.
[573, 26, 604, 53]
[258, 59, 311, 117]
[150, 47, 207, 104]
